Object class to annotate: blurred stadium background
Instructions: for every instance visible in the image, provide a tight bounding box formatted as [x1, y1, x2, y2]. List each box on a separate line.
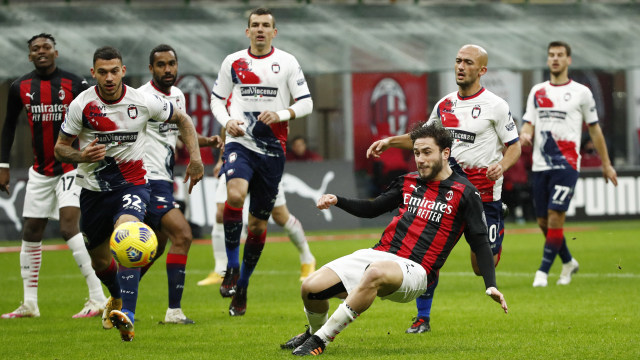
[1, 0, 639, 239]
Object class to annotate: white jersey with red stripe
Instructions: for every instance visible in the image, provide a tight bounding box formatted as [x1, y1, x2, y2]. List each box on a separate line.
[427, 88, 519, 202]
[61, 84, 174, 191]
[522, 80, 598, 172]
[138, 81, 185, 182]
[211, 47, 311, 156]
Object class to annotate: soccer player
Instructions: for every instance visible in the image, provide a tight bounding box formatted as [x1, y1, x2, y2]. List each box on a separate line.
[198, 133, 316, 286]
[521, 41, 617, 287]
[0, 33, 107, 319]
[54, 46, 203, 341]
[138, 44, 221, 324]
[210, 7, 313, 316]
[281, 123, 508, 356]
[367, 44, 520, 333]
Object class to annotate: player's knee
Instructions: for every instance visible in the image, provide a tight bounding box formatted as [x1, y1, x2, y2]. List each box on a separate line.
[59, 227, 79, 241]
[361, 264, 386, 286]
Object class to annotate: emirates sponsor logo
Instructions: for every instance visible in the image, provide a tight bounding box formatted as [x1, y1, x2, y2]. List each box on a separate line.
[26, 103, 68, 122]
[403, 193, 453, 222]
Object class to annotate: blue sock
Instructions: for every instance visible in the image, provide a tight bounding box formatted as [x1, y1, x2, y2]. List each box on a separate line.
[166, 253, 187, 309]
[539, 228, 563, 273]
[416, 278, 438, 318]
[237, 230, 266, 288]
[223, 202, 243, 269]
[557, 237, 573, 263]
[118, 266, 140, 323]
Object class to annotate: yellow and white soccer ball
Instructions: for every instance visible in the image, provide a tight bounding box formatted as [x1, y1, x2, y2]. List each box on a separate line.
[110, 221, 158, 268]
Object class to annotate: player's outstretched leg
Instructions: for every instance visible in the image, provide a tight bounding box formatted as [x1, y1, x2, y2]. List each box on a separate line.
[2, 240, 42, 319]
[220, 202, 243, 297]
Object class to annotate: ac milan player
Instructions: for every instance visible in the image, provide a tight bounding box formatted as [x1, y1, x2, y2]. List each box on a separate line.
[281, 123, 508, 356]
[521, 41, 617, 288]
[210, 7, 313, 316]
[138, 44, 221, 325]
[367, 44, 520, 334]
[54, 46, 203, 341]
[0, 33, 107, 319]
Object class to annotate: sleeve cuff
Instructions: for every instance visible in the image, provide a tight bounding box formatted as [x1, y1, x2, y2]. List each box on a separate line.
[0, 163, 9, 169]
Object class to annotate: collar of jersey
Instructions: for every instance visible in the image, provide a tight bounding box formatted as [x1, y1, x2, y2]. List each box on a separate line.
[150, 80, 171, 96]
[247, 46, 275, 59]
[95, 83, 127, 104]
[549, 79, 572, 87]
[457, 87, 485, 100]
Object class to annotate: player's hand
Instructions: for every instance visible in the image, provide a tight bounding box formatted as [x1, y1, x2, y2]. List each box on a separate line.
[81, 138, 106, 163]
[257, 110, 280, 125]
[519, 133, 533, 147]
[184, 159, 204, 194]
[486, 163, 504, 181]
[0, 168, 10, 195]
[485, 287, 508, 314]
[213, 159, 223, 178]
[226, 120, 245, 137]
[366, 139, 390, 159]
[205, 135, 223, 148]
[317, 194, 338, 210]
[602, 164, 618, 186]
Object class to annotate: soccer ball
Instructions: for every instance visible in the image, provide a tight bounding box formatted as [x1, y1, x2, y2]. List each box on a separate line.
[110, 221, 158, 268]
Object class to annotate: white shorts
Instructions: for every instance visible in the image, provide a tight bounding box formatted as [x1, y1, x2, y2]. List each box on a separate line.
[23, 167, 80, 220]
[215, 173, 286, 207]
[323, 249, 428, 303]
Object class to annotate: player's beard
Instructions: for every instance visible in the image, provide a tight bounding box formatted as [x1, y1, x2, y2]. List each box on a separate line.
[419, 157, 444, 182]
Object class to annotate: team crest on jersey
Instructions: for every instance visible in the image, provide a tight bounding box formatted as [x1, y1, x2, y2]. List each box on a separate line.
[564, 92, 572, 102]
[58, 89, 66, 101]
[127, 105, 138, 119]
[445, 190, 454, 201]
[272, 63, 280, 74]
[228, 152, 237, 163]
[471, 105, 481, 119]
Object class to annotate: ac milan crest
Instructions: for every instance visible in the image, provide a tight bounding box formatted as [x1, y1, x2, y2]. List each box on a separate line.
[445, 190, 454, 201]
[58, 89, 66, 101]
[127, 105, 138, 119]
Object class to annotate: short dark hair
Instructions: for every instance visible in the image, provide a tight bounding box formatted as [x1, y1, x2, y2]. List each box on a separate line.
[93, 46, 122, 65]
[28, 33, 56, 48]
[248, 7, 275, 28]
[410, 122, 452, 152]
[149, 44, 178, 66]
[548, 41, 571, 56]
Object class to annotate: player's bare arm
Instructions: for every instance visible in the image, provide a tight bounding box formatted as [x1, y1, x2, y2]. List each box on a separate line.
[316, 194, 338, 210]
[179, 134, 222, 148]
[0, 168, 10, 194]
[487, 141, 522, 181]
[169, 109, 204, 193]
[587, 123, 618, 186]
[366, 134, 412, 159]
[54, 135, 106, 164]
[519, 122, 534, 146]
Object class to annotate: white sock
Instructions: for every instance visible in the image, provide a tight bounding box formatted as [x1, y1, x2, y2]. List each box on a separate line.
[284, 215, 315, 264]
[20, 240, 42, 306]
[304, 306, 328, 334]
[67, 233, 106, 302]
[212, 222, 227, 274]
[316, 302, 359, 344]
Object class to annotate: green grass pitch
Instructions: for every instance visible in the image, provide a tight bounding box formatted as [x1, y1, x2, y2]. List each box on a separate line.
[0, 220, 638, 359]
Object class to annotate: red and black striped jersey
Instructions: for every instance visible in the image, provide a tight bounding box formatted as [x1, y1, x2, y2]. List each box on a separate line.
[1, 67, 89, 176]
[335, 171, 492, 287]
